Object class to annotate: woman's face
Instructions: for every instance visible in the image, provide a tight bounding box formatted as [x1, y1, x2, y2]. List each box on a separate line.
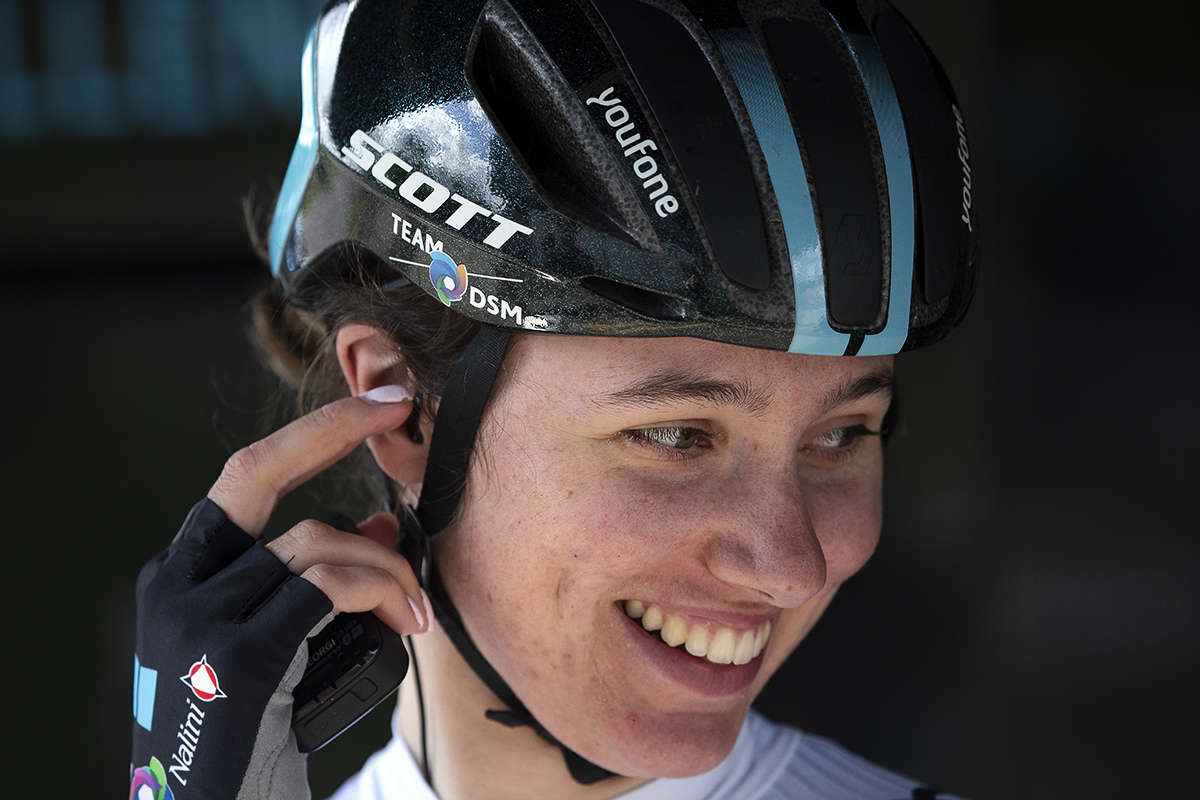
[435, 334, 892, 778]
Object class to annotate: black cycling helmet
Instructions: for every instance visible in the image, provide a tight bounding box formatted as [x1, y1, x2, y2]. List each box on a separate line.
[270, 0, 977, 359]
[269, 0, 979, 784]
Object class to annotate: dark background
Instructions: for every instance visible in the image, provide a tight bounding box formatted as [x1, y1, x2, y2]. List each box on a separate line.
[2, 1, 1197, 797]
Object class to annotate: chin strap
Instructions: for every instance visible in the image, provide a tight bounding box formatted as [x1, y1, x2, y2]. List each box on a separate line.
[396, 324, 617, 786]
[427, 564, 617, 784]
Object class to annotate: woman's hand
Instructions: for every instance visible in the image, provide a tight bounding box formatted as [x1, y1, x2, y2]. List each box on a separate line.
[130, 389, 421, 800]
[210, 391, 430, 635]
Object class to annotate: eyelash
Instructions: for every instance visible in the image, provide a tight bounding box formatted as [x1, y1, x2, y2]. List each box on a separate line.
[621, 426, 714, 460]
[803, 424, 881, 464]
[622, 423, 880, 462]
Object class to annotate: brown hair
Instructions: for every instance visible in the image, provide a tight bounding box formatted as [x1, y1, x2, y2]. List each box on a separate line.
[250, 262, 479, 411]
[247, 212, 482, 510]
[245, 194, 479, 409]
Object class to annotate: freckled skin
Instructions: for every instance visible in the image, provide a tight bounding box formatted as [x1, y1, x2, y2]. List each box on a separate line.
[432, 335, 890, 781]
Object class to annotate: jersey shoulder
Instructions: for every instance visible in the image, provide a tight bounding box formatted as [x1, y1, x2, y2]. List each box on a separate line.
[745, 711, 967, 800]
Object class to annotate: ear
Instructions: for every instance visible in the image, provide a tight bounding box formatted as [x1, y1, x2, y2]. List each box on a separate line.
[336, 323, 429, 485]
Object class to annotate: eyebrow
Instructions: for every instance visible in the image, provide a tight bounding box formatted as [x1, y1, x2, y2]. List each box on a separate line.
[590, 365, 895, 419]
[815, 368, 895, 418]
[591, 371, 773, 416]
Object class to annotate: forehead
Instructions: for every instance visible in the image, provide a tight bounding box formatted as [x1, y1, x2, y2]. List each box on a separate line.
[502, 334, 893, 415]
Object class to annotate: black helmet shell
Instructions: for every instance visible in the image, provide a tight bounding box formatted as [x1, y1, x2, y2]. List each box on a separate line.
[270, 0, 978, 357]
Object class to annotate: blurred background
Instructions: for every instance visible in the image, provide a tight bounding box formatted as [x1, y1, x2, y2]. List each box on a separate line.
[2, 0, 1196, 797]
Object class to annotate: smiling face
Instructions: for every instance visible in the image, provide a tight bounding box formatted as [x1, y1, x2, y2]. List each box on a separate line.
[434, 334, 892, 779]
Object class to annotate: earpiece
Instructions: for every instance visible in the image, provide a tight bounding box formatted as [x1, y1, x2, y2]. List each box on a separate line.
[404, 393, 425, 444]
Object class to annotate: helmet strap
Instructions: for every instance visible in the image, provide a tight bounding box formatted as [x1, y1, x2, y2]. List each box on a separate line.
[396, 324, 617, 785]
[413, 324, 512, 538]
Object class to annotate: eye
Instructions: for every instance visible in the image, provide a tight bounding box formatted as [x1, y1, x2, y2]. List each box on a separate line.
[805, 424, 880, 460]
[622, 426, 714, 459]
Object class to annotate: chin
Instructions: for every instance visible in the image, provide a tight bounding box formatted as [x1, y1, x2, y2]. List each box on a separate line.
[569, 703, 749, 780]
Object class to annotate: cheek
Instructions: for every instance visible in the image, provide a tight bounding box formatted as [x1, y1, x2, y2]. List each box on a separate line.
[812, 474, 883, 587]
[795, 442, 885, 593]
[753, 476, 882, 689]
[436, 445, 630, 636]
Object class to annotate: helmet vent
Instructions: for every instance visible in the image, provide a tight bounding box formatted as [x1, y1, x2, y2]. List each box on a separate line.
[467, 0, 663, 253]
[581, 276, 687, 321]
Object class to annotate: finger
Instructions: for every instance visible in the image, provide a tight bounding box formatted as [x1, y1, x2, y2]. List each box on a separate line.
[356, 512, 400, 550]
[208, 391, 412, 537]
[300, 563, 427, 635]
[265, 519, 423, 611]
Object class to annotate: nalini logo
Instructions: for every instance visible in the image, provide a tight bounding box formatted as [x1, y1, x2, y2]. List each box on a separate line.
[130, 756, 175, 800]
[428, 250, 468, 306]
[180, 655, 227, 702]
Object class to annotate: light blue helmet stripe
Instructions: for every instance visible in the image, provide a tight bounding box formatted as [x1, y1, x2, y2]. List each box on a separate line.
[269, 26, 320, 278]
[713, 29, 850, 357]
[841, 32, 916, 356]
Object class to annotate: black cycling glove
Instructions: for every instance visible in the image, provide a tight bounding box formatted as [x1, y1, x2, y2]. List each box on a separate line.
[130, 498, 334, 800]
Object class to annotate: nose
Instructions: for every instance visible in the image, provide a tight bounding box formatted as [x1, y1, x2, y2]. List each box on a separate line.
[701, 474, 828, 608]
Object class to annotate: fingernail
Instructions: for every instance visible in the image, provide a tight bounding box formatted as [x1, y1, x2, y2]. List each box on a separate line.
[361, 385, 414, 404]
[421, 589, 434, 633]
[407, 595, 426, 631]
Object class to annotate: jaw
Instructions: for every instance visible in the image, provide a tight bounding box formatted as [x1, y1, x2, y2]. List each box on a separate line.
[499, 602, 765, 780]
[536, 587, 847, 778]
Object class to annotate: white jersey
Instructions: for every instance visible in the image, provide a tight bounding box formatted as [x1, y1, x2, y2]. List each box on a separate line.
[327, 709, 965, 800]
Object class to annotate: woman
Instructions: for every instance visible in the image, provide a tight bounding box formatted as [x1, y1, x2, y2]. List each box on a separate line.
[130, 1, 978, 798]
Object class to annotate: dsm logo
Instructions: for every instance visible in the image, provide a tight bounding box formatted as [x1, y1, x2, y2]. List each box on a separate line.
[428, 251, 468, 306]
[390, 250, 525, 325]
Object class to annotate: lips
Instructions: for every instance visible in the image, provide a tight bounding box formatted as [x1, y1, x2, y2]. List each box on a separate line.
[623, 599, 772, 665]
[616, 599, 771, 697]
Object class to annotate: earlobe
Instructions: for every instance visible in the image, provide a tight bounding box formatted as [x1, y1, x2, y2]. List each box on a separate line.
[335, 324, 430, 485]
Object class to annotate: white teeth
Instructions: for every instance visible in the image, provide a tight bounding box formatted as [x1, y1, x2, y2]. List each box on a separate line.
[641, 604, 663, 631]
[626, 601, 772, 666]
[684, 625, 710, 657]
[661, 615, 687, 647]
[755, 620, 770, 655]
[707, 629, 736, 665]
[733, 630, 756, 665]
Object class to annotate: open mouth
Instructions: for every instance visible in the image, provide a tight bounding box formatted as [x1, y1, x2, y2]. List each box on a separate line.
[622, 599, 771, 667]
